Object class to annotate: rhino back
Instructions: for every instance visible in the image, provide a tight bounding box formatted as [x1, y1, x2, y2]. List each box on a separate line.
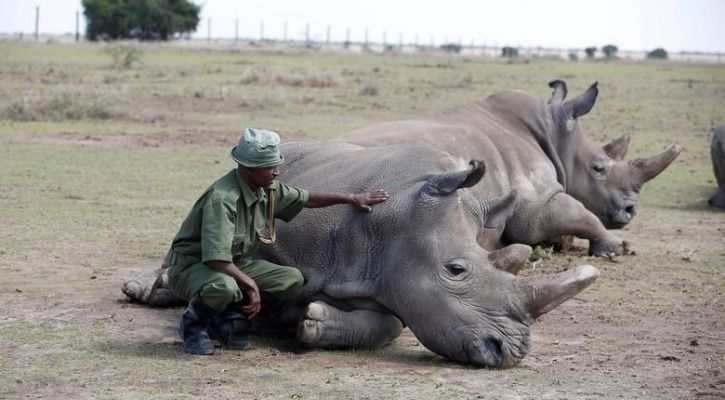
[338, 99, 561, 200]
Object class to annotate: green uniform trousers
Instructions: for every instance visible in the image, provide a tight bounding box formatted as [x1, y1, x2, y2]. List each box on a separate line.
[168, 253, 304, 312]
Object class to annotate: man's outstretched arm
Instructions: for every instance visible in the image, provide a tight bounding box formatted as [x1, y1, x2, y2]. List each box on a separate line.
[305, 189, 389, 212]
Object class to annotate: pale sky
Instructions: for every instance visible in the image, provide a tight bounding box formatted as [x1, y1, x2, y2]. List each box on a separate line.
[1, 0, 724, 53]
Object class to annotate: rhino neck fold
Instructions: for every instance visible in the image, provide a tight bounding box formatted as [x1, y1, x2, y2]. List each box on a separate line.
[519, 103, 569, 191]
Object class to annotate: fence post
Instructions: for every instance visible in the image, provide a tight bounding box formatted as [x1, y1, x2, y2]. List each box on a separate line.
[346, 27, 350, 45]
[399, 33, 403, 51]
[207, 17, 211, 42]
[234, 18, 239, 44]
[364, 28, 369, 47]
[34, 6, 39, 41]
[75, 10, 80, 42]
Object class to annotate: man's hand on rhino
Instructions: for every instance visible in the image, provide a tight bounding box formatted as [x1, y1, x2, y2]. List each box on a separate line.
[350, 189, 389, 212]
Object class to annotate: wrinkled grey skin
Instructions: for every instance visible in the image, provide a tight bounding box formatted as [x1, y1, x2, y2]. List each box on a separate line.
[336, 81, 682, 255]
[123, 142, 599, 368]
[710, 125, 725, 208]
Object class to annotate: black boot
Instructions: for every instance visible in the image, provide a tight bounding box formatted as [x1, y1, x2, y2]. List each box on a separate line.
[209, 306, 252, 350]
[179, 295, 215, 355]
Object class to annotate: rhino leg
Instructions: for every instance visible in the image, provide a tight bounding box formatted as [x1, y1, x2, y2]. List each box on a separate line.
[509, 192, 628, 256]
[297, 301, 403, 349]
[122, 268, 185, 307]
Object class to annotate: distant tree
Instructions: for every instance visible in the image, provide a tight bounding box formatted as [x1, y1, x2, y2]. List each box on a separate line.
[440, 43, 462, 54]
[647, 48, 668, 60]
[602, 44, 619, 59]
[585, 47, 597, 59]
[501, 46, 519, 58]
[82, 0, 200, 41]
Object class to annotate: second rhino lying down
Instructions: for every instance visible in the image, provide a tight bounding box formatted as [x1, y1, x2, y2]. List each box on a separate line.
[124, 141, 600, 368]
[337, 80, 682, 255]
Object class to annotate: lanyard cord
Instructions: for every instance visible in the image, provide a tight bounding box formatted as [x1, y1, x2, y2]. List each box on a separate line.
[259, 187, 276, 244]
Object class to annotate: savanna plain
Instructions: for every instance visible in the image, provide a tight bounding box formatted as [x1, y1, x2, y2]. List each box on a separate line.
[0, 42, 723, 399]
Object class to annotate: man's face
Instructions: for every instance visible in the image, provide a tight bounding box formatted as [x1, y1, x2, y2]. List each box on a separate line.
[248, 165, 280, 188]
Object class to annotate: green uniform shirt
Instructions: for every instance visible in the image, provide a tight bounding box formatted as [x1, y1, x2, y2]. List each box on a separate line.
[171, 169, 309, 265]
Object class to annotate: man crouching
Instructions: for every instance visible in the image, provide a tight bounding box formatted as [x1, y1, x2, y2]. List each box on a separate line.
[168, 128, 388, 354]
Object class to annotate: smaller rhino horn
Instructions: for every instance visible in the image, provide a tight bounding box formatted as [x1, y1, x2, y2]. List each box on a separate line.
[603, 134, 631, 161]
[631, 143, 682, 183]
[489, 244, 532, 275]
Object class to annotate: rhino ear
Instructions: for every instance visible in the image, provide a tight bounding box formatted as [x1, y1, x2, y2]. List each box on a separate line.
[563, 82, 598, 119]
[424, 160, 486, 196]
[630, 143, 682, 183]
[548, 80, 568, 103]
[482, 189, 518, 228]
[603, 134, 631, 161]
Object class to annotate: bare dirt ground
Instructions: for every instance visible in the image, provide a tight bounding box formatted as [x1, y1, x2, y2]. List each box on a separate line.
[0, 43, 723, 399]
[3, 134, 722, 400]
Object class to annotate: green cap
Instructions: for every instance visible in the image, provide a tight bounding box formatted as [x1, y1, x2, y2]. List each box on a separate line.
[231, 128, 284, 168]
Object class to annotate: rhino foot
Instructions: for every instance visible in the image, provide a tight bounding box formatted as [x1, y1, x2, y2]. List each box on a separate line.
[589, 238, 631, 257]
[296, 301, 403, 349]
[297, 302, 332, 347]
[122, 280, 145, 303]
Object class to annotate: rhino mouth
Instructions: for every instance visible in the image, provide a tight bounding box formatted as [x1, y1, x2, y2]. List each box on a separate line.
[466, 338, 506, 367]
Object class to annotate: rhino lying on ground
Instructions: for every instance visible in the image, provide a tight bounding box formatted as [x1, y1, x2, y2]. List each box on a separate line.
[337, 80, 682, 255]
[710, 125, 725, 208]
[124, 141, 599, 368]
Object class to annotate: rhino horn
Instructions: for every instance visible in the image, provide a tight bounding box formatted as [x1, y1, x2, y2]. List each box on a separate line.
[630, 143, 682, 183]
[489, 244, 532, 275]
[482, 189, 518, 228]
[603, 134, 631, 161]
[517, 265, 600, 319]
[424, 160, 486, 196]
[563, 82, 598, 119]
[548, 80, 568, 103]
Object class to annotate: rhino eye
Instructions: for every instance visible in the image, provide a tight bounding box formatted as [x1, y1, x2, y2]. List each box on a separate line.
[444, 262, 467, 276]
[591, 164, 606, 175]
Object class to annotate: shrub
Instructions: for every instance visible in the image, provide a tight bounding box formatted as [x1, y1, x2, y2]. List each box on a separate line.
[3, 94, 116, 121]
[501, 46, 519, 58]
[585, 47, 597, 59]
[647, 48, 668, 60]
[440, 43, 462, 54]
[359, 82, 380, 96]
[240, 66, 337, 88]
[103, 44, 143, 69]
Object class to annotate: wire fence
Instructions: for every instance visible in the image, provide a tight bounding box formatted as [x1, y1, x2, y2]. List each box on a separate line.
[3, 7, 723, 64]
